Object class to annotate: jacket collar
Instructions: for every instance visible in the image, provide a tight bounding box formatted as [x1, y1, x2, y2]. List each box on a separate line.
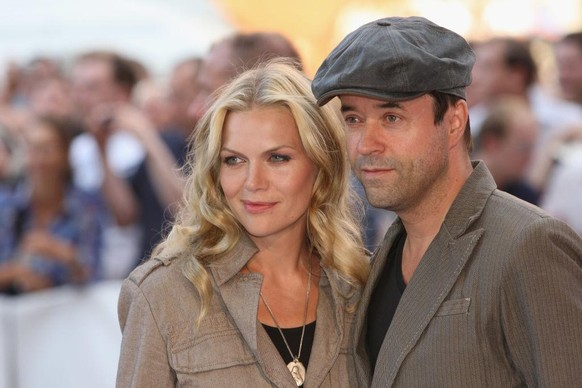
[208, 233, 259, 286]
[441, 160, 497, 238]
[208, 231, 353, 299]
[207, 233, 351, 387]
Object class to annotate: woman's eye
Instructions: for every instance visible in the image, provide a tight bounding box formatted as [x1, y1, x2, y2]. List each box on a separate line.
[223, 155, 243, 165]
[270, 153, 290, 162]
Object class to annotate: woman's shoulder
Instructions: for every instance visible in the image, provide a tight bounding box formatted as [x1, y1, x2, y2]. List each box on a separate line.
[120, 255, 203, 320]
[125, 255, 187, 290]
[118, 256, 209, 350]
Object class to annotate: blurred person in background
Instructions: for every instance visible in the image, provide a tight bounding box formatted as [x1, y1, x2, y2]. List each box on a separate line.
[0, 58, 66, 185]
[554, 31, 582, 106]
[127, 57, 204, 256]
[468, 37, 537, 135]
[469, 37, 582, 144]
[526, 31, 582, 235]
[1, 56, 63, 109]
[68, 50, 146, 278]
[132, 77, 175, 132]
[473, 96, 540, 204]
[74, 53, 202, 275]
[28, 76, 75, 122]
[535, 124, 582, 235]
[69, 50, 146, 192]
[0, 116, 105, 294]
[118, 57, 204, 265]
[1, 61, 22, 106]
[469, 36, 582, 220]
[167, 57, 202, 137]
[101, 96, 189, 272]
[187, 31, 303, 123]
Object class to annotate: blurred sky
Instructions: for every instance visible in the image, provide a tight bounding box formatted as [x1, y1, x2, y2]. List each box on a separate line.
[1, 0, 581, 78]
[0, 0, 234, 76]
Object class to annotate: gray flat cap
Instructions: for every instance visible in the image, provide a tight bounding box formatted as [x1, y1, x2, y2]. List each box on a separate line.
[312, 16, 475, 105]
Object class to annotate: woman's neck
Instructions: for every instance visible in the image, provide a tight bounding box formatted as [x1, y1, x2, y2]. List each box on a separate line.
[246, 226, 311, 276]
[248, 244, 310, 279]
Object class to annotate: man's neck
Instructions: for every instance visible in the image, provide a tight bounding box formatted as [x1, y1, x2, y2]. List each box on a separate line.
[399, 203, 448, 285]
[398, 158, 473, 283]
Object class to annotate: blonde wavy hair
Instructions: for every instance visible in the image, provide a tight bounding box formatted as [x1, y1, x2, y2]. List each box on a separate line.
[152, 59, 369, 320]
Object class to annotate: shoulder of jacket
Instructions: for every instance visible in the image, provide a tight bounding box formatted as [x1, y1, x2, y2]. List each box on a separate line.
[475, 190, 557, 234]
[126, 255, 182, 287]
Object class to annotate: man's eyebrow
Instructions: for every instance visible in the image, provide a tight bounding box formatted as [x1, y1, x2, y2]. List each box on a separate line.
[378, 101, 402, 109]
[340, 104, 354, 113]
[340, 101, 402, 112]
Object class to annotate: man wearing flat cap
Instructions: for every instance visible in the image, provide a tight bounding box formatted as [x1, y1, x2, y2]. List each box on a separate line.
[313, 16, 582, 387]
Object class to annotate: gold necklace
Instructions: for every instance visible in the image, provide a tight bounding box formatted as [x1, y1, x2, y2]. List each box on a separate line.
[257, 262, 312, 386]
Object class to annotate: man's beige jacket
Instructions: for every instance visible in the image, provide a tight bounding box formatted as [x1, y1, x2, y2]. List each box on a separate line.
[354, 162, 582, 387]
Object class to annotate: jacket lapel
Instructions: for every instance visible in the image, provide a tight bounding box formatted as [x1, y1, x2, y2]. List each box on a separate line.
[371, 228, 483, 387]
[208, 236, 262, 360]
[210, 235, 315, 387]
[304, 269, 341, 387]
[219, 271, 299, 386]
[217, 273, 262, 354]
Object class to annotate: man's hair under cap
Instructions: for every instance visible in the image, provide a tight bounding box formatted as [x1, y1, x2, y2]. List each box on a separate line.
[312, 16, 475, 106]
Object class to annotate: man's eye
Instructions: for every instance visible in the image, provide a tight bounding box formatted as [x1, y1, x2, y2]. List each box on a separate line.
[385, 115, 399, 123]
[344, 116, 359, 124]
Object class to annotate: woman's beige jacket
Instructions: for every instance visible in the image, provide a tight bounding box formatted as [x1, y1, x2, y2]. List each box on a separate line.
[116, 235, 362, 387]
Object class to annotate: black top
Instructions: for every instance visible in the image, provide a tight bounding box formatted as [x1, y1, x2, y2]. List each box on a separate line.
[262, 320, 316, 372]
[366, 231, 407, 373]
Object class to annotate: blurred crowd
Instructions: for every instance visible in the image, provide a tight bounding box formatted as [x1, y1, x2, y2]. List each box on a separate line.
[1, 29, 581, 295]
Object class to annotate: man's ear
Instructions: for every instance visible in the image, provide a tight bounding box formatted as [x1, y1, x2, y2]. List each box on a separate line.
[448, 99, 469, 147]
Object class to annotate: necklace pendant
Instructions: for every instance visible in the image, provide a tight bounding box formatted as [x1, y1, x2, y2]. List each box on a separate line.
[287, 359, 306, 386]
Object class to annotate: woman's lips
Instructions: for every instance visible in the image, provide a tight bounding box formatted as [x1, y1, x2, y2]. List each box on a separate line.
[242, 200, 277, 213]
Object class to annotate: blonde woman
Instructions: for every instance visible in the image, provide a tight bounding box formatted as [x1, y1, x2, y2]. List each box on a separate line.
[116, 60, 369, 387]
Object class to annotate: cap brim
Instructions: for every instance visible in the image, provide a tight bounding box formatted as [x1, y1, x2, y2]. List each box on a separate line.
[316, 86, 467, 106]
[316, 88, 427, 106]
